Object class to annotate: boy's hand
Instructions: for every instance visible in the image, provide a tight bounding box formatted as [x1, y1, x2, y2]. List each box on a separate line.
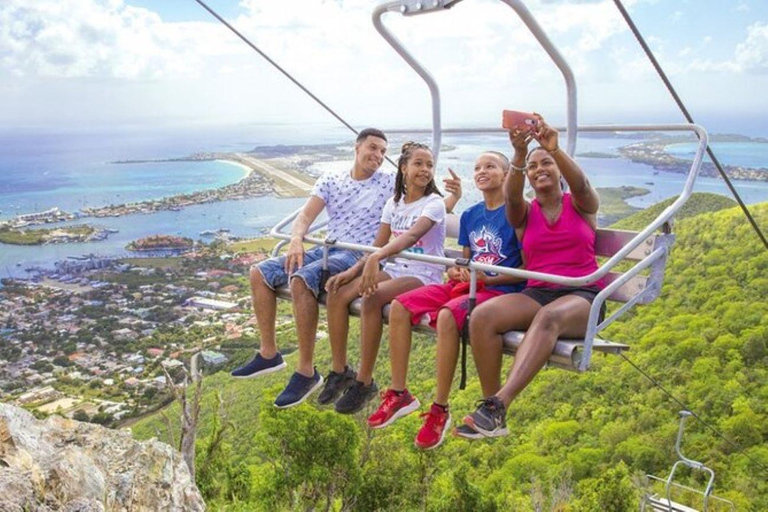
[443, 168, 462, 199]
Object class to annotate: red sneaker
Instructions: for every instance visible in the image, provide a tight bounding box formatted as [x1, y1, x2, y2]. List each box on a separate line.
[367, 389, 420, 429]
[414, 403, 452, 450]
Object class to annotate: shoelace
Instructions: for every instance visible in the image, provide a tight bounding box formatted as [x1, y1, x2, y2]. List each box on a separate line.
[420, 409, 446, 433]
[474, 397, 501, 413]
[379, 391, 402, 413]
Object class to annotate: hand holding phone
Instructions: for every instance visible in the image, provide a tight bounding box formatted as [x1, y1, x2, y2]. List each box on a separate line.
[502, 110, 538, 131]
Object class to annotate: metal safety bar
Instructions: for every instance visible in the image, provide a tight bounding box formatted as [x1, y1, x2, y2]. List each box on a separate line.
[271, 124, 707, 286]
[372, 0, 578, 159]
[269, 123, 707, 370]
[269, 207, 330, 258]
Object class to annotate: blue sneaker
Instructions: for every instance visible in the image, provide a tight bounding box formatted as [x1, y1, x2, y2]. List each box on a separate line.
[274, 369, 324, 409]
[230, 352, 287, 379]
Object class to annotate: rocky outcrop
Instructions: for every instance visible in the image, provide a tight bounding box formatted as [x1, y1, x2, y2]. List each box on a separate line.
[0, 404, 205, 511]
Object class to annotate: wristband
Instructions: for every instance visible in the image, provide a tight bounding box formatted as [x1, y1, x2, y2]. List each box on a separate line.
[511, 163, 526, 174]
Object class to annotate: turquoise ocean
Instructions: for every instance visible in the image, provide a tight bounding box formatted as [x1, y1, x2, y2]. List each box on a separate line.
[1, 124, 767, 279]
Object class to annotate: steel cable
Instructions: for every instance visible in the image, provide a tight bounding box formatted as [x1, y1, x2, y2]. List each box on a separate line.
[192, 0, 398, 168]
[612, 0, 768, 251]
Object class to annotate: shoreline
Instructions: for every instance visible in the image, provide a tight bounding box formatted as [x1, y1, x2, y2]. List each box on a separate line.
[78, 153, 314, 220]
[618, 138, 768, 182]
[217, 159, 253, 179]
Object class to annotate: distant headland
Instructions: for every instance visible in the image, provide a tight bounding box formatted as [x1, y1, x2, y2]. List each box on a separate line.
[618, 133, 768, 181]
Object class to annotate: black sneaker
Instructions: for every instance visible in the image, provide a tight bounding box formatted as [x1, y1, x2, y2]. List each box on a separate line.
[463, 396, 508, 437]
[334, 379, 379, 414]
[317, 366, 357, 405]
[453, 424, 483, 440]
[231, 352, 287, 379]
[274, 369, 324, 409]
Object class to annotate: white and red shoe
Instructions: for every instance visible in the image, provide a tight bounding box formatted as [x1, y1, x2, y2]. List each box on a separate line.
[367, 389, 420, 429]
[414, 403, 452, 450]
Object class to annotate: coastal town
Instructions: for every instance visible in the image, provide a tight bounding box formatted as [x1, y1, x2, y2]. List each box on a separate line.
[619, 134, 768, 181]
[0, 242, 275, 426]
[0, 133, 766, 427]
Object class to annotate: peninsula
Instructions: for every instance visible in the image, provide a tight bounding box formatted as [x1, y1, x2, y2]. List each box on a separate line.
[86, 153, 315, 219]
[0, 224, 114, 246]
[618, 134, 768, 181]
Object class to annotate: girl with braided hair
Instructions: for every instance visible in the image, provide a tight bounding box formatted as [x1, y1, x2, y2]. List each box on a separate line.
[324, 142, 447, 414]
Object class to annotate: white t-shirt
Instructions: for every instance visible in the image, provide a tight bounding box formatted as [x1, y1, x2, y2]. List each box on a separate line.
[380, 194, 446, 284]
[311, 168, 396, 245]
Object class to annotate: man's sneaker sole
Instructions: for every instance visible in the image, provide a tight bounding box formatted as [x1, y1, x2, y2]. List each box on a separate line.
[274, 375, 324, 409]
[415, 416, 451, 450]
[453, 424, 484, 440]
[463, 415, 509, 438]
[231, 361, 287, 379]
[369, 398, 421, 430]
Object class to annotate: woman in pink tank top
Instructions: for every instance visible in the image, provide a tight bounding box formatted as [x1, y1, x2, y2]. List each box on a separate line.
[456, 113, 604, 439]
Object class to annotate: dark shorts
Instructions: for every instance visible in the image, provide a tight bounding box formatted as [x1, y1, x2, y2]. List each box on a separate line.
[521, 286, 606, 322]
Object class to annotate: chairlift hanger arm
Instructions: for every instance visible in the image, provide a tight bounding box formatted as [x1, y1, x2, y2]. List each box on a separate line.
[373, 0, 578, 156]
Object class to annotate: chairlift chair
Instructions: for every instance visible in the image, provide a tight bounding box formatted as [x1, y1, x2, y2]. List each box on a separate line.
[269, 0, 709, 373]
[642, 411, 735, 512]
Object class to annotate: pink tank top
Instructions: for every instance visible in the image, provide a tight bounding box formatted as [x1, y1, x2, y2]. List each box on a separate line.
[522, 193, 604, 289]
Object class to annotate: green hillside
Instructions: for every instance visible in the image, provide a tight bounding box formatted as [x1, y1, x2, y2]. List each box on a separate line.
[131, 202, 768, 511]
[611, 192, 736, 231]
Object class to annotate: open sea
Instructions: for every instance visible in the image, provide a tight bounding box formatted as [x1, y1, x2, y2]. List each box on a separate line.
[1, 123, 767, 280]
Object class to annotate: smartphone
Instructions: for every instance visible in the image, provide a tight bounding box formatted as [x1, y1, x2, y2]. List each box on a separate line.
[502, 110, 538, 130]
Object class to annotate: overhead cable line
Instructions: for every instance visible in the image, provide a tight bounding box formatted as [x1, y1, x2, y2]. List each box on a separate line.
[613, 0, 768, 251]
[192, 0, 398, 168]
[619, 353, 768, 476]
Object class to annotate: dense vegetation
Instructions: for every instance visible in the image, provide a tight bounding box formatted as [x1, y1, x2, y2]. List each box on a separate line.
[131, 199, 768, 511]
[612, 192, 736, 231]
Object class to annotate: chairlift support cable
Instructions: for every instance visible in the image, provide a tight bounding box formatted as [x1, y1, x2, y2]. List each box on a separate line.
[191, 0, 398, 168]
[612, 0, 768, 251]
[619, 353, 768, 476]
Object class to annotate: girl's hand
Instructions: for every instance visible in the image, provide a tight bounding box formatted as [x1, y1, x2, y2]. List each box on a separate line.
[510, 128, 533, 155]
[325, 268, 354, 294]
[359, 254, 382, 297]
[531, 113, 559, 153]
[443, 168, 463, 198]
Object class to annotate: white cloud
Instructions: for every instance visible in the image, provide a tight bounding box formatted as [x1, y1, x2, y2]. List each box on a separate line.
[734, 22, 768, 73]
[0, 0, 237, 79]
[0, 0, 758, 128]
[683, 22, 768, 75]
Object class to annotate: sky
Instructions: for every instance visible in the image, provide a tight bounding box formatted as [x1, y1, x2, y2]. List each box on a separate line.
[2, 0, 768, 135]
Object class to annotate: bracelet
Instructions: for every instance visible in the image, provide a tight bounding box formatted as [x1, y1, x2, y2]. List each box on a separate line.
[511, 163, 526, 174]
[550, 146, 560, 155]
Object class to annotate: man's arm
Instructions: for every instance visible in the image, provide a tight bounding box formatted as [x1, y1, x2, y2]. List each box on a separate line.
[284, 195, 325, 274]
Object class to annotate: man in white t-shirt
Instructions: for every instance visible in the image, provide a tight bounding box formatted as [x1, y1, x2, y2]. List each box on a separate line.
[231, 129, 462, 409]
